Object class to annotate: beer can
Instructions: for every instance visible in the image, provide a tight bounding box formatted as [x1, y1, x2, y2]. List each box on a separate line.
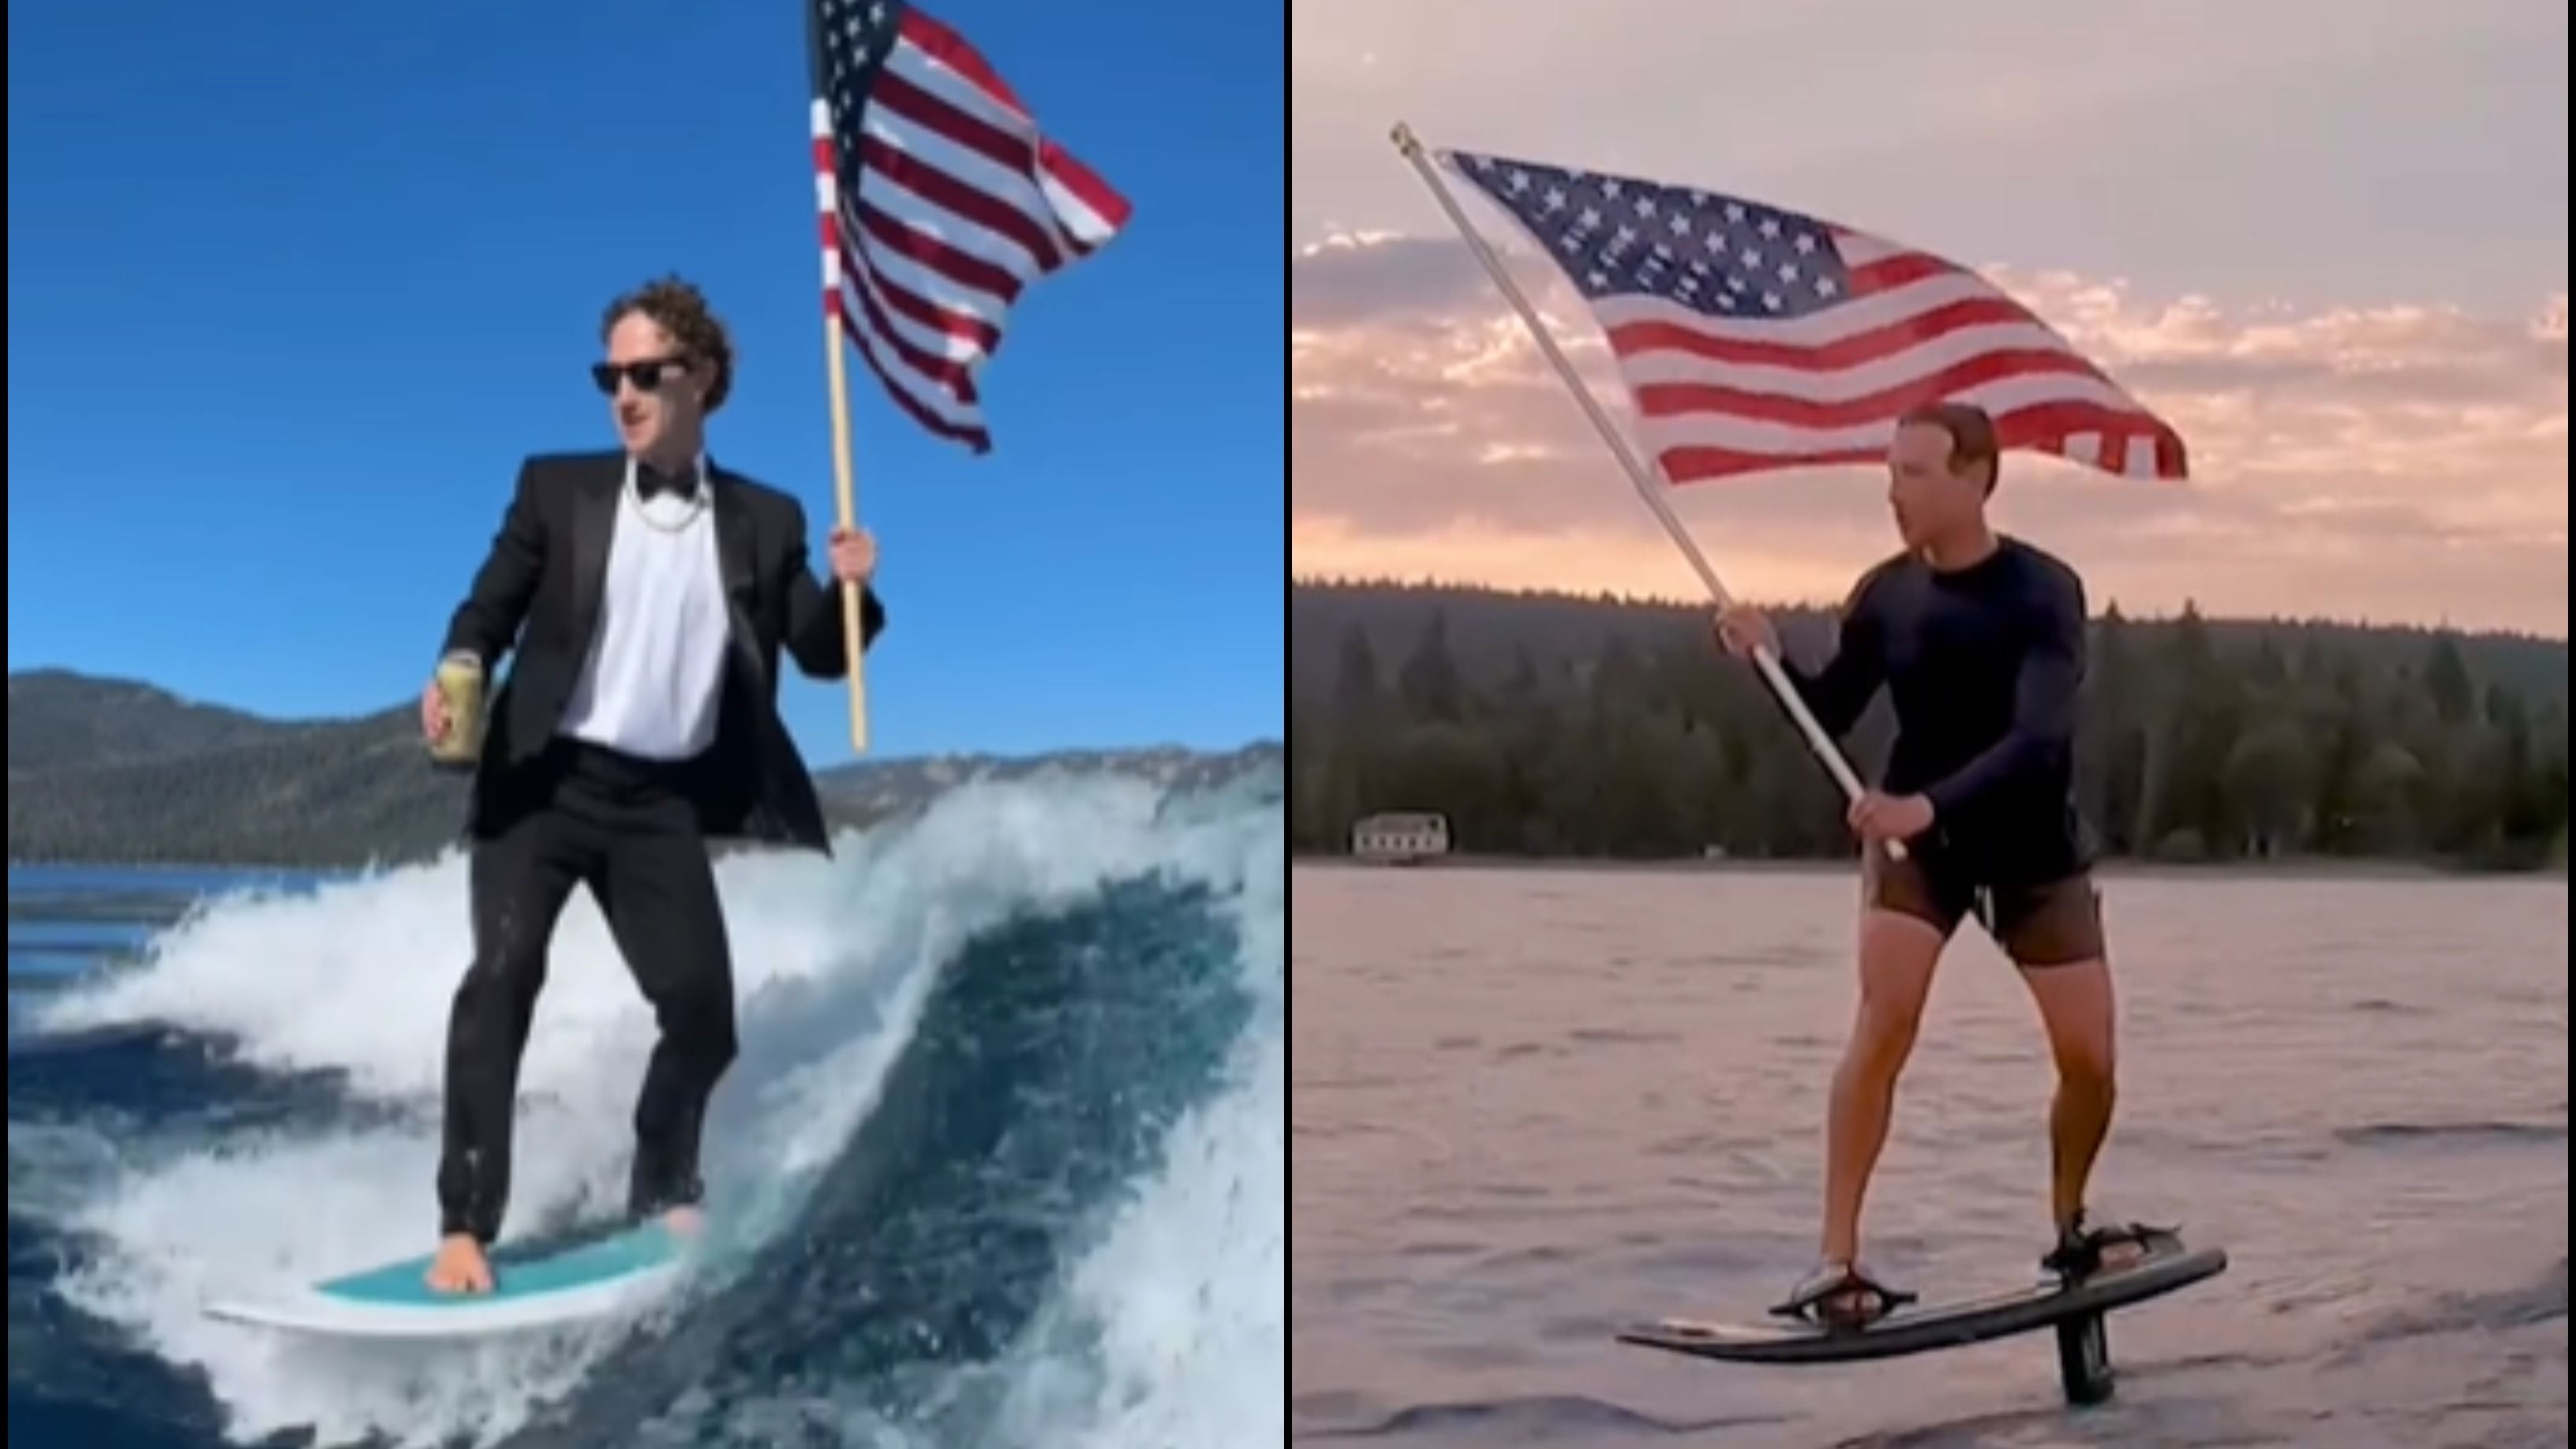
[429, 651, 487, 767]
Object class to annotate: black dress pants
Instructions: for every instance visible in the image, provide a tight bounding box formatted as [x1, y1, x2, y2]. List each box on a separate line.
[436, 740, 739, 1245]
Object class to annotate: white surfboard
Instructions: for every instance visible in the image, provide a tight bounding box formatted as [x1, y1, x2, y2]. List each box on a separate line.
[202, 1220, 691, 1339]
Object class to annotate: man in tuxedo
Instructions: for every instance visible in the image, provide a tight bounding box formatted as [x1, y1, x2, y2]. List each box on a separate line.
[417, 275, 884, 1294]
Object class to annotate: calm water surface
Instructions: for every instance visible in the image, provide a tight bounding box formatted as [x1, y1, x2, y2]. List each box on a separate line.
[1292, 863, 2569, 1448]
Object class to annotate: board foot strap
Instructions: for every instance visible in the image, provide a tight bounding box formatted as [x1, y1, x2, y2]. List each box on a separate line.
[1769, 1260, 1919, 1327]
[2044, 1215, 2180, 1280]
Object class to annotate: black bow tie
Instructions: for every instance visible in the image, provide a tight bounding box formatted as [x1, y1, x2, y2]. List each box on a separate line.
[637, 462, 702, 500]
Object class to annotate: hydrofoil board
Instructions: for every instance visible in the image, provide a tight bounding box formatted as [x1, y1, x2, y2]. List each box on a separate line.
[1618, 1229, 2226, 1404]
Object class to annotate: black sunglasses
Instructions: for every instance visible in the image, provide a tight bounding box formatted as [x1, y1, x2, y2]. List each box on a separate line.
[590, 355, 691, 395]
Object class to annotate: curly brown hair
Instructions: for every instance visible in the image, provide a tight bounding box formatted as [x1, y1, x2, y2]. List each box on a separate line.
[601, 275, 736, 414]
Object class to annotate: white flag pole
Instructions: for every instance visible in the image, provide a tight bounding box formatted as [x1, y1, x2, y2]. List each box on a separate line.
[1388, 121, 1900, 857]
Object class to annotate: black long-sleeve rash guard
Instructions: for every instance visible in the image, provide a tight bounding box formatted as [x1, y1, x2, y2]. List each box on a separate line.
[1784, 536, 2092, 880]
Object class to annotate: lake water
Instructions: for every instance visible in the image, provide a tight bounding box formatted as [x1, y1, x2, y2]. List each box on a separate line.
[1291, 862, 2569, 1448]
[8, 768, 1283, 1448]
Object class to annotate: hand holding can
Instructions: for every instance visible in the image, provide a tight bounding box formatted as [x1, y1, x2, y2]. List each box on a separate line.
[426, 652, 485, 767]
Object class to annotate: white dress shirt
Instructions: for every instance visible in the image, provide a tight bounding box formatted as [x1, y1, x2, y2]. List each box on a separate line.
[556, 453, 732, 761]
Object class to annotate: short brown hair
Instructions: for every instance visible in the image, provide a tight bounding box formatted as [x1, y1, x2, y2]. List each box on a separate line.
[1898, 400, 2000, 493]
[602, 275, 735, 414]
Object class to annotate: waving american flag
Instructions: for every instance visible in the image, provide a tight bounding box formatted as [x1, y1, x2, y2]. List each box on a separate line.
[808, 0, 1131, 454]
[1445, 148, 2186, 485]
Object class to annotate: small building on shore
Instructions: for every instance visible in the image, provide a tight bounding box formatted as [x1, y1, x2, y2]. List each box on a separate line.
[1351, 811, 1451, 865]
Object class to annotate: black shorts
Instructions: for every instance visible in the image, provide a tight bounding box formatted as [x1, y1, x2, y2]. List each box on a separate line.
[1863, 845, 2106, 968]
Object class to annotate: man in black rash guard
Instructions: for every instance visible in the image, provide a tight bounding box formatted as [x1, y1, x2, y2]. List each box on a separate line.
[1715, 401, 2156, 1326]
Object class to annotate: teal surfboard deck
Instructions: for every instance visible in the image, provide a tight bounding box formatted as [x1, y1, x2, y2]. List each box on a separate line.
[315, 1222, 679, 1305]
[204, 1219, 692, 1339]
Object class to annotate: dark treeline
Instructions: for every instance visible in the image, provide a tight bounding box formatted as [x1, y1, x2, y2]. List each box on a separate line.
[1290, 582, 2570, 871]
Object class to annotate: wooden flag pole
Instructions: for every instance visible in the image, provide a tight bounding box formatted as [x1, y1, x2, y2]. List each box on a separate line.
[811, 90, 870, 756]
[823, 304, 870, 756]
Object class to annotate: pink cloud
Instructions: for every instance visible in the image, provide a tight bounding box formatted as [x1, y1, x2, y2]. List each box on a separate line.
[1293, 232, 2568, 637]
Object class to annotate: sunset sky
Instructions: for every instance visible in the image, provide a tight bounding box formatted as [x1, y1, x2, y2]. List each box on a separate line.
[1293, 0, 2568, 638]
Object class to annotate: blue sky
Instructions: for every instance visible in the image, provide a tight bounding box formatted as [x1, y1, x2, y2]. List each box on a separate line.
[8, 0, 1282, 765]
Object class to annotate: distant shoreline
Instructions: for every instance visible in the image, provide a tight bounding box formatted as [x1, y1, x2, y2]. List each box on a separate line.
[7, 858, 366, 876]
[1290, 852, 2563, 882]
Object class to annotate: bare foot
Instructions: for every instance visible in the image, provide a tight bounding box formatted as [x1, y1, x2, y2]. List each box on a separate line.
[661, 1206, 706, 1240]
[425, 1233, 493, 1294]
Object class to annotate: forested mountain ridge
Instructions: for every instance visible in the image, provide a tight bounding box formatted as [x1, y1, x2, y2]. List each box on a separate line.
[9, 670, 1277, 869]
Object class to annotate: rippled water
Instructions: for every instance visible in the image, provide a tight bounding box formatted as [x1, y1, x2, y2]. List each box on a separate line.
[1292, 863, 2569, 1448]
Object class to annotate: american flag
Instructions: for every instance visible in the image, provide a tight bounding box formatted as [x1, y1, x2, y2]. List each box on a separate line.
[809, 0, 1131, 453]
[1446, 148, 2187, 485]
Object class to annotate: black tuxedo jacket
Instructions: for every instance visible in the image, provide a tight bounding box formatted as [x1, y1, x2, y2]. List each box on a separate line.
[440, 450, 886, 855]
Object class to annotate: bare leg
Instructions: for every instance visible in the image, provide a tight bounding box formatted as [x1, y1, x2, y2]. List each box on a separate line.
[1818, 909, 1948, 1271]
[2019, 957, 2117, 1234]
